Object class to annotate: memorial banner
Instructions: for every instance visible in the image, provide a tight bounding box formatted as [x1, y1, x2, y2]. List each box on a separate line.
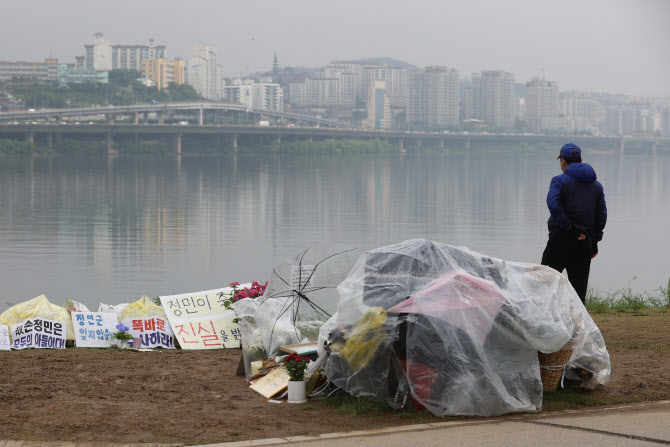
[160, 286, 244, 349]
[11, 318, 66, 350]
[0, 325, 11, 351]
[121, 316, 175, 349]
[71, 312, 118, 347]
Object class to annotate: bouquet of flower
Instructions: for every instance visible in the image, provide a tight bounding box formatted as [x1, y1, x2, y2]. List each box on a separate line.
[219, 280, 268, 323]
[284, 352, 310, 382]
[112, 324, 132, 341]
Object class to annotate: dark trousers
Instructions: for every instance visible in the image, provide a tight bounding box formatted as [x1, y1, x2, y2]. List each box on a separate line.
[541, 231, 593, 303]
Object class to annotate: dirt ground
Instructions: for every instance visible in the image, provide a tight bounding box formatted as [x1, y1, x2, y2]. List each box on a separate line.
[0, 309, 669, 445]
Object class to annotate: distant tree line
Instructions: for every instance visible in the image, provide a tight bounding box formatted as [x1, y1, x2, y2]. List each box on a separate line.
[2, 70, 202, 109]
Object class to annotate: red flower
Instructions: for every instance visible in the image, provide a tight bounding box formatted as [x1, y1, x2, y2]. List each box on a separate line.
[229, 281, 240, 287]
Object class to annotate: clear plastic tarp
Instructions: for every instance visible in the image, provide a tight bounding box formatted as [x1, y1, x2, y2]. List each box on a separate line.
[255, 241, 362, 357]
[321, 239, 610, 417]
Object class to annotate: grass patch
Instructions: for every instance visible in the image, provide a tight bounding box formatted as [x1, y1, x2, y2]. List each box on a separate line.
[301, 404, 314, 410]
[542, 387, 610, 410]
[606, 341, 670, 350]
[586, 277, 670, 314]
[323, 392, 389, 417]
[541, 387, 642, 411]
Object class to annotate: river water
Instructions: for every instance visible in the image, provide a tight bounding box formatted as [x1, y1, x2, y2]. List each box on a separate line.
[1, 149, 668, 312]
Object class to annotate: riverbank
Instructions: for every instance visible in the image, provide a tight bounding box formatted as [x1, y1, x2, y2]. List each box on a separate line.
[0, 309, 668, 445]
[2, 136, 668, 156]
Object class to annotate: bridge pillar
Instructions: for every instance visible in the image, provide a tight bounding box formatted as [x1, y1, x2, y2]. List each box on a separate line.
[158, 113, 165, 125]
[274, 134, 281, 147]
[399, 139, 404, 152]
[26, 131, 34, 144]
[619, 138, 625, 154]
[417, 139, 422, 148]
[134, 112, 139, 125]
[440, 140, 444, 149]
[232, 134, 238, 152]
[106, 132, 116, 155]
[466, 139, 471, 150]
[198, 107, 204, 126]
[47, 133, 53, 148]
[174, 134, 182, 155]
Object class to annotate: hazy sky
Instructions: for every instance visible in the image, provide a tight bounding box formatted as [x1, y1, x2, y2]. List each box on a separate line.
[3, 0, 669, 97]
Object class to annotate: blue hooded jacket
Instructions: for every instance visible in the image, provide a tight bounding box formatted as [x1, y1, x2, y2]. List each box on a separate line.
[547, 162, 607, 241]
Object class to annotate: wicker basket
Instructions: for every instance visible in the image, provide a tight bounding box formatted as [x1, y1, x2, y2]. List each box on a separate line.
[538, 349, 572, 392]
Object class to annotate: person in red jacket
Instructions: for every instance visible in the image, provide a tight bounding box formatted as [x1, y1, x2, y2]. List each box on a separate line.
[541, 143, 607, 304]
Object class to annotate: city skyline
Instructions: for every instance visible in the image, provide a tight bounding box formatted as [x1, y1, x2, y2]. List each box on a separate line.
[1, 0, 669, 98]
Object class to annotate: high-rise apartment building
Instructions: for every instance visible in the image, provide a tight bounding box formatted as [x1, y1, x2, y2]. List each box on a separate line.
[359, 65, 408, 107]
[187, 43, 221, 100]
[364, 80, 391, 129]
[407, 66, 459, 127]
[288, 74, 355, 108]
[82, 33, 166, 71]
[480, 71, 515, 129]
[0, 58, 58, 82]
[604, 107, 658, 136]
[224, 79, 254, 108]
[141, 58, 184, 90]
[604, 108, 635, 136]
[561, 94, 604, 132]
[469, 71, 515, 129]
[252, 82, 284, 112]
[223, 78, 284, 112]
[662, 108, 670, 137]
[524, 77, 562, 132]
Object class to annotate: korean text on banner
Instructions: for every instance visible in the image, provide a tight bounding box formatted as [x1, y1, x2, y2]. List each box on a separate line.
[11, 318, 66, 350]
[160, 287, 244, 350]
[121, 316, 175, 349]
[0, 325, 11, 351]
[71, 312, 119, 348]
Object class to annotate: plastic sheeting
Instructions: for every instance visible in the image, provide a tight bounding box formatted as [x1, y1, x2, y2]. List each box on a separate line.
[63, 298, 90, 312]
[322, 239, 610, 417]
[254, 241, 361, 356]
[233, 297, 303, 378]
[118, 296, 167, 321]
[98, 302, 130, 320]
[0, 294, 76, 341]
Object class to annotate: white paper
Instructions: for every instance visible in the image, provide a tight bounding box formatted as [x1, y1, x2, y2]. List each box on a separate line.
[160, 286, 247, 349]
[71, 312, 119, 348]
[11, 318, 66, 350]
[291, 265, 316, 290]
[0, 325, 11, 351]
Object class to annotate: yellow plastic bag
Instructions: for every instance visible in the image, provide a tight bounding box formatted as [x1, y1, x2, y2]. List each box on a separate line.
[119, 295, 167, 321]
[0, 294, 75, 341]
[340, 307, 389, 371]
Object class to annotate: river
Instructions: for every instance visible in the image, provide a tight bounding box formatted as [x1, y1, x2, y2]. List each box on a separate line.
[1, 148, 668, 312]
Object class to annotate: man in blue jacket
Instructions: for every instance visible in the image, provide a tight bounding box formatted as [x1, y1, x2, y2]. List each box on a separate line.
[541, 143, 607, 304]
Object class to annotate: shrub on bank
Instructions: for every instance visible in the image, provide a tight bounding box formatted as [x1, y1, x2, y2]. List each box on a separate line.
[0, 139, 47, 155]
[236, 138, 397, 155]
[586, 278, 670, 313]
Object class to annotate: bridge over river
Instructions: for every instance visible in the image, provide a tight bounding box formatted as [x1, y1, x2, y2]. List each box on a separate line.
[2, 122, 663, 155]
[0, 102, 354, 129]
